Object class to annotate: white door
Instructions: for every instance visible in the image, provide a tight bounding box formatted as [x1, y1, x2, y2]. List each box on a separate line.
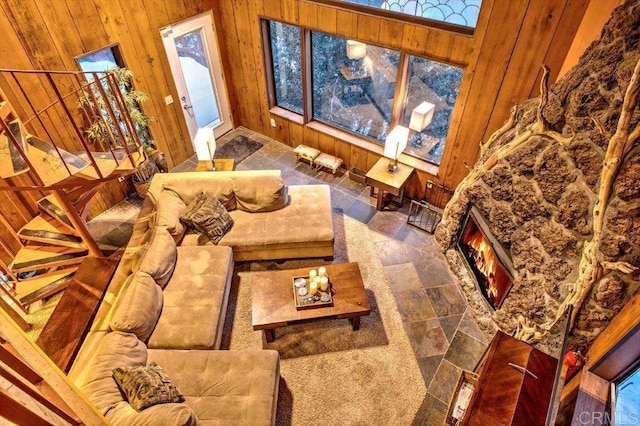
[161, 12, 233, 145]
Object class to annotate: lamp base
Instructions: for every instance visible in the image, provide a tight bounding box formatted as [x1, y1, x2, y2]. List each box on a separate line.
[388, 160, 399, 172]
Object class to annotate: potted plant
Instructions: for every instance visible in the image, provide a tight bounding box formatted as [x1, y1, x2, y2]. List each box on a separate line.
[78, 67, 165, 197]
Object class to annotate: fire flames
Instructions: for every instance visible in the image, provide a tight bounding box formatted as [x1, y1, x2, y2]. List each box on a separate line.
[459, 216, 513, 310]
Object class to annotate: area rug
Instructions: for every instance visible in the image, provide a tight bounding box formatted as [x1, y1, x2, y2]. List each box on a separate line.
[221, 212, 426, 425]
[214, 135, 263, 164]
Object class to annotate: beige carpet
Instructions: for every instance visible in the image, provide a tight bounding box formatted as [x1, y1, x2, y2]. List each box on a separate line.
[222, 213, 426, 425]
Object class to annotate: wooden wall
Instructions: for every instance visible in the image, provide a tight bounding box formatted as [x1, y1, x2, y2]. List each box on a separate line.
[558, 0, 625, 78]
[0, 0, 213, 220]
[212, 0, 590, 199]
[0, 0, 591, 222]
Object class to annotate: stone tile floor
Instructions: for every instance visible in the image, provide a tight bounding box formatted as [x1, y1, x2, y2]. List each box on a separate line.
[87, 126, 489, 424]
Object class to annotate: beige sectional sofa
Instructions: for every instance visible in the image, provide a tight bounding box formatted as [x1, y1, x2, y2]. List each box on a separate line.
[69, 170, 334, 425]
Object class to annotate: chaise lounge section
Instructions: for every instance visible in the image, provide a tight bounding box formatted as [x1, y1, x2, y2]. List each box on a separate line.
[68, 170, 334, 425]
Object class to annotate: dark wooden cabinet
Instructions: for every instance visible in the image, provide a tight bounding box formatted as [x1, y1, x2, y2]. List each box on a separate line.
[462, 331, 558, 426]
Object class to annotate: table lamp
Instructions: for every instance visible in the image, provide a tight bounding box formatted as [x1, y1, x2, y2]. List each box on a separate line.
[409, 101, 435, 147]
[384, 125, 409, 172]
[346, 40, 367, 74]
[194, 127, 216, 171]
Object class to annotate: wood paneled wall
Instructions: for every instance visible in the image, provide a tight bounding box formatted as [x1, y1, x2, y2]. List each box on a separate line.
[0, 0, 591, 220]
[0, 0, 213, 219]
[213, 0, 590, 199]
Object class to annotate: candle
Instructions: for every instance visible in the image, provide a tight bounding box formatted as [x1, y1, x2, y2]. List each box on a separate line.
[320, 277, 329, 291]
[309, 281, 318, 296]
[318, 267, 327, 278]
[309, 269, 317, 281]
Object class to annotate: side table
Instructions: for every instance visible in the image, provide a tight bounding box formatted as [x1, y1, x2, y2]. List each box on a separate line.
[365, 157, 415, 210]
[195, 158, 235, 172]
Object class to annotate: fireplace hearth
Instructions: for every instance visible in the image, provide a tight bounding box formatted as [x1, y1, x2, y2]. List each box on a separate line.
[458, 207, 516, 310]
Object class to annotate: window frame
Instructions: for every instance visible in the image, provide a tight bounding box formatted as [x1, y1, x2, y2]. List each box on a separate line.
[306, 0, 476, 35]
[261, 19, 465, 169]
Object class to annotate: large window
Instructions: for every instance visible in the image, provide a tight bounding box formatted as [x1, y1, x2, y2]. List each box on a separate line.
[265, 22, 464, 166]
[401, 56, 462, 164]
[269, 22, 303, 114]
[312, 32, 398, 142]
[328, 0, 482, 29]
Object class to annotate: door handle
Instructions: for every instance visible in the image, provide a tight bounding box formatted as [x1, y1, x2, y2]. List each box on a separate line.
[180, 96, 193, 110]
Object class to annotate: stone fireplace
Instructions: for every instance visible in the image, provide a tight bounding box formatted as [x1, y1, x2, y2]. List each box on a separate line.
[436, 1, 640, 354]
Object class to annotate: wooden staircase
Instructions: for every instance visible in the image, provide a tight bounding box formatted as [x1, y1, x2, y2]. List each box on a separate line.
[0, 69, 147, 325]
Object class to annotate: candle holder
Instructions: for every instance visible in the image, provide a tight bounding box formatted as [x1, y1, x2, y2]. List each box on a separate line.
[292, 274, 333, 310]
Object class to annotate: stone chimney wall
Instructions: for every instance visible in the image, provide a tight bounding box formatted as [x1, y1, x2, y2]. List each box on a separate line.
[436, 1, 640, 352]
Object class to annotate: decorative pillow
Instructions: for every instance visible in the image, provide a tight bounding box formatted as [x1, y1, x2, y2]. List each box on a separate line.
[153, 190, 186, 243]
[112, 362, 184, 411]
[109, 272, 163, 341]
[190, 196, 234, 244]
[133, 226, 177, 288]
[233, 175, 289, 212]
[179, 192, 208, 230]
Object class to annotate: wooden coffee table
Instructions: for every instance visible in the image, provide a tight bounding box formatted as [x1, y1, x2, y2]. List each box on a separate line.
[251, 262, 371, 342]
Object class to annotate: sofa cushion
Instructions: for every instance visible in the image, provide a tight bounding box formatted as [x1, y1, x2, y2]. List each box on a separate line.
[147, 349, 280, 426]
[134, 226, 177, 288]
[190, 196, 234, 244]
[109, 272, 163, 341]
[152, 190, 186, 243]
[106, 401, 198, 426]
[80, 332, 147, 416]
[165, 177, 236, 211]
[112, 362, 185, 411]
[147, 245, 233, 350]
[233, 175, 289, 212]
[217, 184, 333, 247]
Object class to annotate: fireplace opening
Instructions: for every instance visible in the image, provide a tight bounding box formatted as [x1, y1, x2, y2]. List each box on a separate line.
[457, 207, 516, 310]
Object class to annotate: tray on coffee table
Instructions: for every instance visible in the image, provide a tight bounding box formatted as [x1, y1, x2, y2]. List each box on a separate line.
[293, 275, 333, 310]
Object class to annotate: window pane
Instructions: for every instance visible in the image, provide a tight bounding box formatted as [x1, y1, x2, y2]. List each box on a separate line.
[312, 32, 398, 143]
[615, 365, 640, 425]
[270, 21, 303, 114]
[401, 56, 462, 165]
[77, 46, 124, 81]
[174, 30, 220, 128]
[339, 0, 481, 28]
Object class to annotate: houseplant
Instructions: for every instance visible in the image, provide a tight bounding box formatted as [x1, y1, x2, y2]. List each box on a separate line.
[78, 67, 164, 196]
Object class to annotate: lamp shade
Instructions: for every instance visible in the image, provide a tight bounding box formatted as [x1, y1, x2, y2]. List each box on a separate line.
[346, 40, 367, 60]
[383, 126, 409, 160]
[194, 127, 216, 170]
[409, 101, 436, 132]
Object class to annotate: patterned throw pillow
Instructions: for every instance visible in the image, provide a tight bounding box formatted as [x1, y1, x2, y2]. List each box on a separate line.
[179, 192, 208, 229]
[112, 362, 184, 411]
[190, 196, 234, 244]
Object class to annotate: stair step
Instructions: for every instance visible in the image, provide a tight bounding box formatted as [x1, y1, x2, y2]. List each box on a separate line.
[18, 215, 84, 248]
[10, 245, 87, 273]
[0, 101, 12, 121]
[73, 151, 118, 180]
[0, 120, 30, 178]
[37, 195, 75, 232]
[16, 268, 76, 306]
[15, 265, 79, 283]
[115, 146, 145, 171]
[25, 134, 90, 186]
